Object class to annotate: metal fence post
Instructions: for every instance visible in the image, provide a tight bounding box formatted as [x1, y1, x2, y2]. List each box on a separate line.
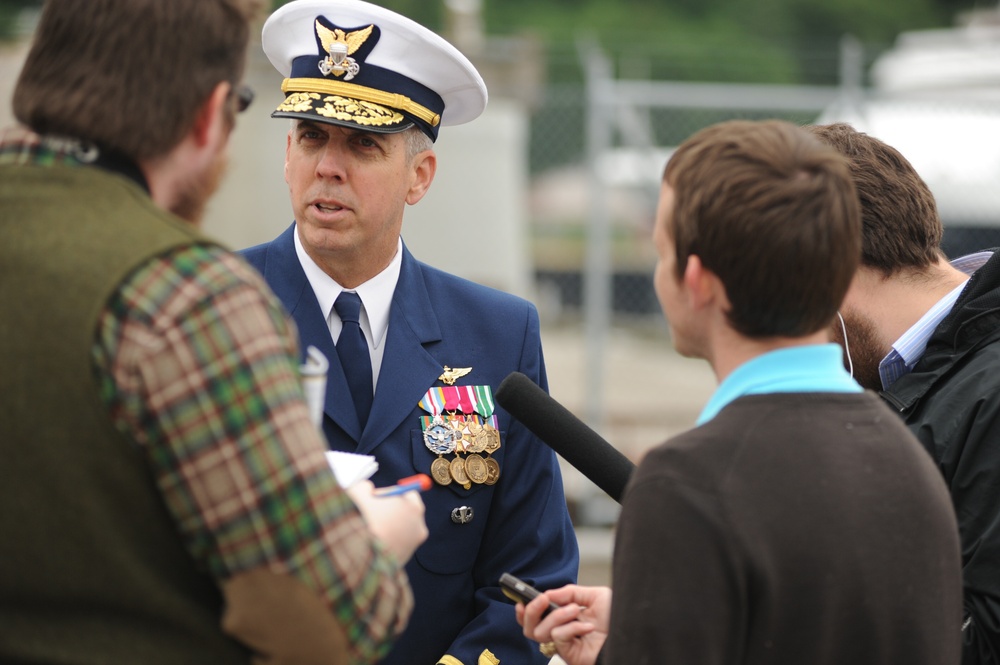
[579, 38, 614, 434]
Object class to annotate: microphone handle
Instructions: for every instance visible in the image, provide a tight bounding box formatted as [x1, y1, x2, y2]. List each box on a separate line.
[495, 372, 635, 504]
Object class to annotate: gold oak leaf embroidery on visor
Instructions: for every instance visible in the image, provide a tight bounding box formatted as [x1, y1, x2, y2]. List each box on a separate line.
[315, 95, 404, 126]
[277, 92, 321, 112]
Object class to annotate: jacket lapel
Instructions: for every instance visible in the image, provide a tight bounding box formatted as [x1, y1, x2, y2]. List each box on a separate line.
[260, 224, 363, 440]
[358, 246, 443, 454]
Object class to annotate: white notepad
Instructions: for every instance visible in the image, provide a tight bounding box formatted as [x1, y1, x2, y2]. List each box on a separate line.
[325, 450, 379, 488]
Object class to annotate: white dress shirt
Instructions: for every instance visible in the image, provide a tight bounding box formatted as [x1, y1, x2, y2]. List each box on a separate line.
[294, 228, 402, 392]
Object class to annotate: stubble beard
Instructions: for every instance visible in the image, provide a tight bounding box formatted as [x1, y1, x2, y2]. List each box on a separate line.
[830, 310, 888, 392]
[170, 150, 229, 226]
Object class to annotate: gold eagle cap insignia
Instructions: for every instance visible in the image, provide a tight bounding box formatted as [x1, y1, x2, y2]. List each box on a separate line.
[315, 21, 374, 56]
[439, 366, 472, 386]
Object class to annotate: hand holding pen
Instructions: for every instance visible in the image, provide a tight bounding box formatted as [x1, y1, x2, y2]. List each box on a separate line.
[374, 473, 432, 497]
[347, 475, 430, 563]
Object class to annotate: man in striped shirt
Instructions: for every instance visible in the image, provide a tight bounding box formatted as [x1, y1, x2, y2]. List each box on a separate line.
[812, 122, 1000, 665]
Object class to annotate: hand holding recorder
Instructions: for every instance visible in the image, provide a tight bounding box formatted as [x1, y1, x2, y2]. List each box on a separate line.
[500, 573, 561, 618]
[512, 578, 612, 665]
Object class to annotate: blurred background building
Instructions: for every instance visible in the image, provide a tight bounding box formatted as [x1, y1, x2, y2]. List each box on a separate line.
[3, 0, 998, 584]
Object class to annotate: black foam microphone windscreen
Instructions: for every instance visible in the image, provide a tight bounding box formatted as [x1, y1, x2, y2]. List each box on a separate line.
[495, 372, 635, 504]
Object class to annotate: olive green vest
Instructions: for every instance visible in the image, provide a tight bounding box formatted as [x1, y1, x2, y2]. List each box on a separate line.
[0, 163, 249, 664]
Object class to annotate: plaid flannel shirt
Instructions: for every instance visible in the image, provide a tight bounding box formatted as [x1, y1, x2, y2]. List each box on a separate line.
[2, 126, 412, 663]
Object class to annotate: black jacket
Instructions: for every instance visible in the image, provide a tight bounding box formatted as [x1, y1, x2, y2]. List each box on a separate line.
[882, 250, 1000, 665]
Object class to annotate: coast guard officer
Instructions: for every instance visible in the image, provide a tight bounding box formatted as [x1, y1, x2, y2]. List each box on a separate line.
[241, 1, 580, 664]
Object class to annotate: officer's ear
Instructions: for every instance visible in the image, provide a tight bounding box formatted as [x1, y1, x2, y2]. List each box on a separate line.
[405, 149, 436, 206]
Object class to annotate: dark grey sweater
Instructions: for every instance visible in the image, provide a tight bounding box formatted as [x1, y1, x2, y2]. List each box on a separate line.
[604, 391, 962, 665]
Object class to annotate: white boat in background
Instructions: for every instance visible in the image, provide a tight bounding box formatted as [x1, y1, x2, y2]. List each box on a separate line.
[820, 7, 1000, 256]
[872, 7, 1000, 102]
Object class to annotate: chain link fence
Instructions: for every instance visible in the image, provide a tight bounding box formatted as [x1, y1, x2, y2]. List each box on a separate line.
[525, 60, 1000, 326]
[526, 63, 1000, 533]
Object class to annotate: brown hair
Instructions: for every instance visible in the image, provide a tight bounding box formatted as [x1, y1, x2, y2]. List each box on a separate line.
[13, 0, 262, 161]
[805, 123, 942, 276]
[664, 119, 861, 339]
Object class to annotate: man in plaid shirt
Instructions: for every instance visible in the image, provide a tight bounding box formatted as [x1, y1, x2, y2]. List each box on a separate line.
[0, 1, 425, 663]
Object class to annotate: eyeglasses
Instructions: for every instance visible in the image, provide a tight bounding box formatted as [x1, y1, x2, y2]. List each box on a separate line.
[236, 85, 254, 113]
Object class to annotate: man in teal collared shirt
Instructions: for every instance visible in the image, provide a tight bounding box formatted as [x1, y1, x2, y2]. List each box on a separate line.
[516, 119, 963, 665]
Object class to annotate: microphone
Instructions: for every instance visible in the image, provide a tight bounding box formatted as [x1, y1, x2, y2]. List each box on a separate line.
[495, 372, 635, 504]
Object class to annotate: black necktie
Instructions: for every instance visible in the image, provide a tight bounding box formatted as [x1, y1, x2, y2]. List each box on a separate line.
[333, 291, 373, 430]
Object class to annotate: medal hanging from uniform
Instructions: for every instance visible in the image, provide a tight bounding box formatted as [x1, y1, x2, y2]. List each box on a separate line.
[470, 384, 501, 484]
[419, 385, 502, 488]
